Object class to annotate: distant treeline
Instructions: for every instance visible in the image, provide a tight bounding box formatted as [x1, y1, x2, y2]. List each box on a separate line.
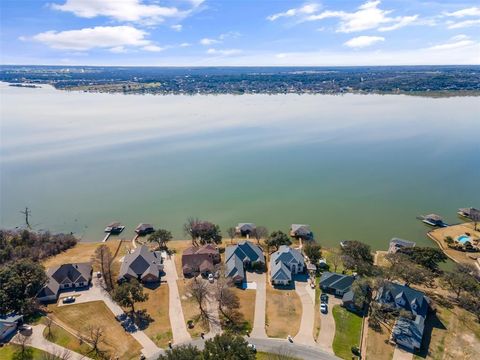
[0, 229, 77, 265]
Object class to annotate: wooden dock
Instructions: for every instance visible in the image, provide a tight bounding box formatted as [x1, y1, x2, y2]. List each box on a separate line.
[102, 233, 111, 242]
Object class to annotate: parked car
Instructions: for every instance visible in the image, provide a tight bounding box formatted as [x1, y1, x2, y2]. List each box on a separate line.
[62, 296, 75, 304]
[287, 335, 293, 342]
[320, 303, 328, 314]
[96, 271, 102, 278]
[208, 273, 214, 283]
[247, 343, 257, 353]
[320, 293, 329, 303]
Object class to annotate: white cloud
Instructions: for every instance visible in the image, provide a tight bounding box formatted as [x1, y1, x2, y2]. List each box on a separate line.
[447, 19, 480, 29]
[142, 45, 164, 52]
[444, 7, 480, 18]
[267, 3, 320, 21]
[109, 46, 128, 53]
[270, 0, 420, 33]
[206, 48, 242, 56]
[171, 24, 183, 32]
[180, 42, 192, 47]
[31, 25, 160, 51]
[200, 38, 220, 46]
[427, 35, 475, 51]
[344, 35, 385, 48]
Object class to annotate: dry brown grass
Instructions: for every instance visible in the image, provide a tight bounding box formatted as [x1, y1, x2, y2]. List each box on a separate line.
[47, 301, 142, 360]
[137, 284, 172, 348]
[231, 287, 256, 330]
[176, 279, 209, 338]
[265, 283, 302, 338]
[365, 322, 395, 360]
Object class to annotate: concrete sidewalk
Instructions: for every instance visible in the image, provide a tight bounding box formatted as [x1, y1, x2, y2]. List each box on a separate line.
[294, 281, 316, 346]
[249, 272, 267, 338]
[316, 297, 341, 354]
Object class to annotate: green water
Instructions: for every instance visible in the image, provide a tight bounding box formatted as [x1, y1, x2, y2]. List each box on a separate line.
[1, 83, 479, 250]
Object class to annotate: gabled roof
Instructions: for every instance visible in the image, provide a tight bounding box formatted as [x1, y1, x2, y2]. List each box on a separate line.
[119, 245, 161, 280]
[271, 245, 305, 267]
[377, 282, 429, 317]
[390, 238, 416, 248]
[291, 224, 312, 236]
[136, 223, 154, 232]
[225, 254, 244, 280]
[225, 241, 264, 282]
[271, 260, 291, 281]
[425, 214, 442, 221]
[392, 315, 425, 349]
[320, 272, 355, 293]
[49, 263, 92, 285]
[237, 223, 256, 231]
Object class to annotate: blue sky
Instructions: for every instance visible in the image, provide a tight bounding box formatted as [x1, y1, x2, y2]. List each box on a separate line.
[1, 0, 479, 66]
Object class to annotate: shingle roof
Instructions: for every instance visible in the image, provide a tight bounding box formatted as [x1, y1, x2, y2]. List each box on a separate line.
[225, 241, 264, 281]
[271, 260, 291, 281]
[392, 315, 425, 349]
[38, 263, 91, 300]
[390, 238, 416, 247]
[320, 272, 355, 293]
[377, 282, 429, 317]
[119, 245, 161, 280]
[291, 224, 312, 236]
[237, 223, 256, 232]
[271, 245, 305, 267]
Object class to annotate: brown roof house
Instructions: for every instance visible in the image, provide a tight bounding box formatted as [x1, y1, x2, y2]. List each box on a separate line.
[37, 263, 92, 302]
[118, 245, 164, 283]
[182, 244, 220, 277]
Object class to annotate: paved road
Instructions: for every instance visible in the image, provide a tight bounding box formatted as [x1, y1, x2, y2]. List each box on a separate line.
[316, 297, 341, 354]
[248, 271, 267, 338]
[163, 254, 192, 344]
[180, 337, 340, 360]
[294, 280, 316, 346]
[13, 325, 91, 360]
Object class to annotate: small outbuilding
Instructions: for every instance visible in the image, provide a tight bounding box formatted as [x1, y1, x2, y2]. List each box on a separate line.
[290, 224, 313, 240]
[235, 223, 256, 237]
[135, 223, 155, 236]
[388, 238, 416, 254]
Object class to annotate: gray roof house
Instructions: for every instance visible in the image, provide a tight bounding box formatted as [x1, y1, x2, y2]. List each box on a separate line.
[235, 223, 256, 237]
[270, 245, 305, 285]
[290, 224, 313, 239]
[118, 245, 164, 283]
[320, 272, 355, 296]
[377, 282, 430, 351]
[388, 238, 416, 254]
[37, 263, 92, 302]
[0, 314, 23, 341]
[225, 241, 265, 283]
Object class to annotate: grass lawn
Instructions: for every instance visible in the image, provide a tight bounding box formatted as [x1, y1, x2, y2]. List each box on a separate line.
[265, 284, 302, 339]
[0, 344, 50, 360]
[313, 276, 321, 340]
[231, 287, 256, 333]
[47, 301, 142, 360]
[43, 321, 93, 357]
[413, 304, 480, 360]
[177, 279, 209, 338]
[365, 322, 395, 360]
[322, 248, 345, 273]
[137, 284, 172, 348]
[332, 305, 362, 360]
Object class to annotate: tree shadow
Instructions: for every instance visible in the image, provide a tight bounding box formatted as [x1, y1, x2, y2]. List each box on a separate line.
[414, 311, 447, 358]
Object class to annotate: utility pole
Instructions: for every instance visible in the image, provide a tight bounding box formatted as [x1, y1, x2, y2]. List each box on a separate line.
[20, 207, 31, 229]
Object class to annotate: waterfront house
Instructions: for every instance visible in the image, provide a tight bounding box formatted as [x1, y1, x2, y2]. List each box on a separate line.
[225, 241, 265, 283]
[290, 224, 313, 240]
[388, 238, 416, 254]
[320, 272, 355, 297]
[37, 263, 92, 302]
[105, 221, 125, 234]
[0, 314, 23, 341]
[182, 244, 220, 277]
[135, 223, 155, 236]
[235, 223, 256, 237]
[118, 245, 163, 283]
[376, 282, 430, 351]
[270, 245, 305, 285]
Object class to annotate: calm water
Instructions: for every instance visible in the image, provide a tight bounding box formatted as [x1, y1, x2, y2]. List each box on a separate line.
[1, 82, 479, 250]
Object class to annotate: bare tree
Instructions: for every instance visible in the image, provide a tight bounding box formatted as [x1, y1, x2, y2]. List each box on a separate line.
[471, 208, 480, 231]
[20, 207, 32, 229]
[44, 317, 54, 340]
[92, 245, 114, 291]
[86, 326, 107, 358]
[214, 278, 241, 325]
[184, 217, 200, 246]
[330, 248, 342, 272]
[187, 279, 211, 325]
[253, 226, 269, 245]
[227, 227, 236, 244]
[15, 333, 32, 360]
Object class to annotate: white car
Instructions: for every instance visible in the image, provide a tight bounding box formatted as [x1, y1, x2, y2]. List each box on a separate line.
[320, 303, 328, 314]
[247, 343, 256, 352]
[208, 273, 214, 283]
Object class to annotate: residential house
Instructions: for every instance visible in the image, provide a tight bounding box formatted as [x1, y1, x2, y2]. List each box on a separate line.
[320, 272, 359, 312]
[388, 238, 416, 254]
[182, 244, 220, 277]
[235, 223, 256, 237]
[0, 314, 23, 342]
[270, 245, 305, 285]
[37, 263, 92, 302]
[135, 223, 155, 236]
[377, 282, 430, 351]
[118, 245, 164, 283]
[225, 241, 265, 283]
[290, 224, 313, 240]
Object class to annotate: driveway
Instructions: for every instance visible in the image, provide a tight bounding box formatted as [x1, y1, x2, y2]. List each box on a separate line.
[13, 324, 91, 360]
[294, 279, 316, 346]
[316, 296, 341, 354]
[163, 254, 192, 344]
[393, 345, 414, 360]
[248, 271, 267, 338]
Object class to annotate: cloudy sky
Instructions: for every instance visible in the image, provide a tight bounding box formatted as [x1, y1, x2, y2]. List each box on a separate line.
[1, 0, 479, 66]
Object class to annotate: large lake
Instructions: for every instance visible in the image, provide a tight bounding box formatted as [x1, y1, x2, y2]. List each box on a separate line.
[1, 82, 479, 250]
